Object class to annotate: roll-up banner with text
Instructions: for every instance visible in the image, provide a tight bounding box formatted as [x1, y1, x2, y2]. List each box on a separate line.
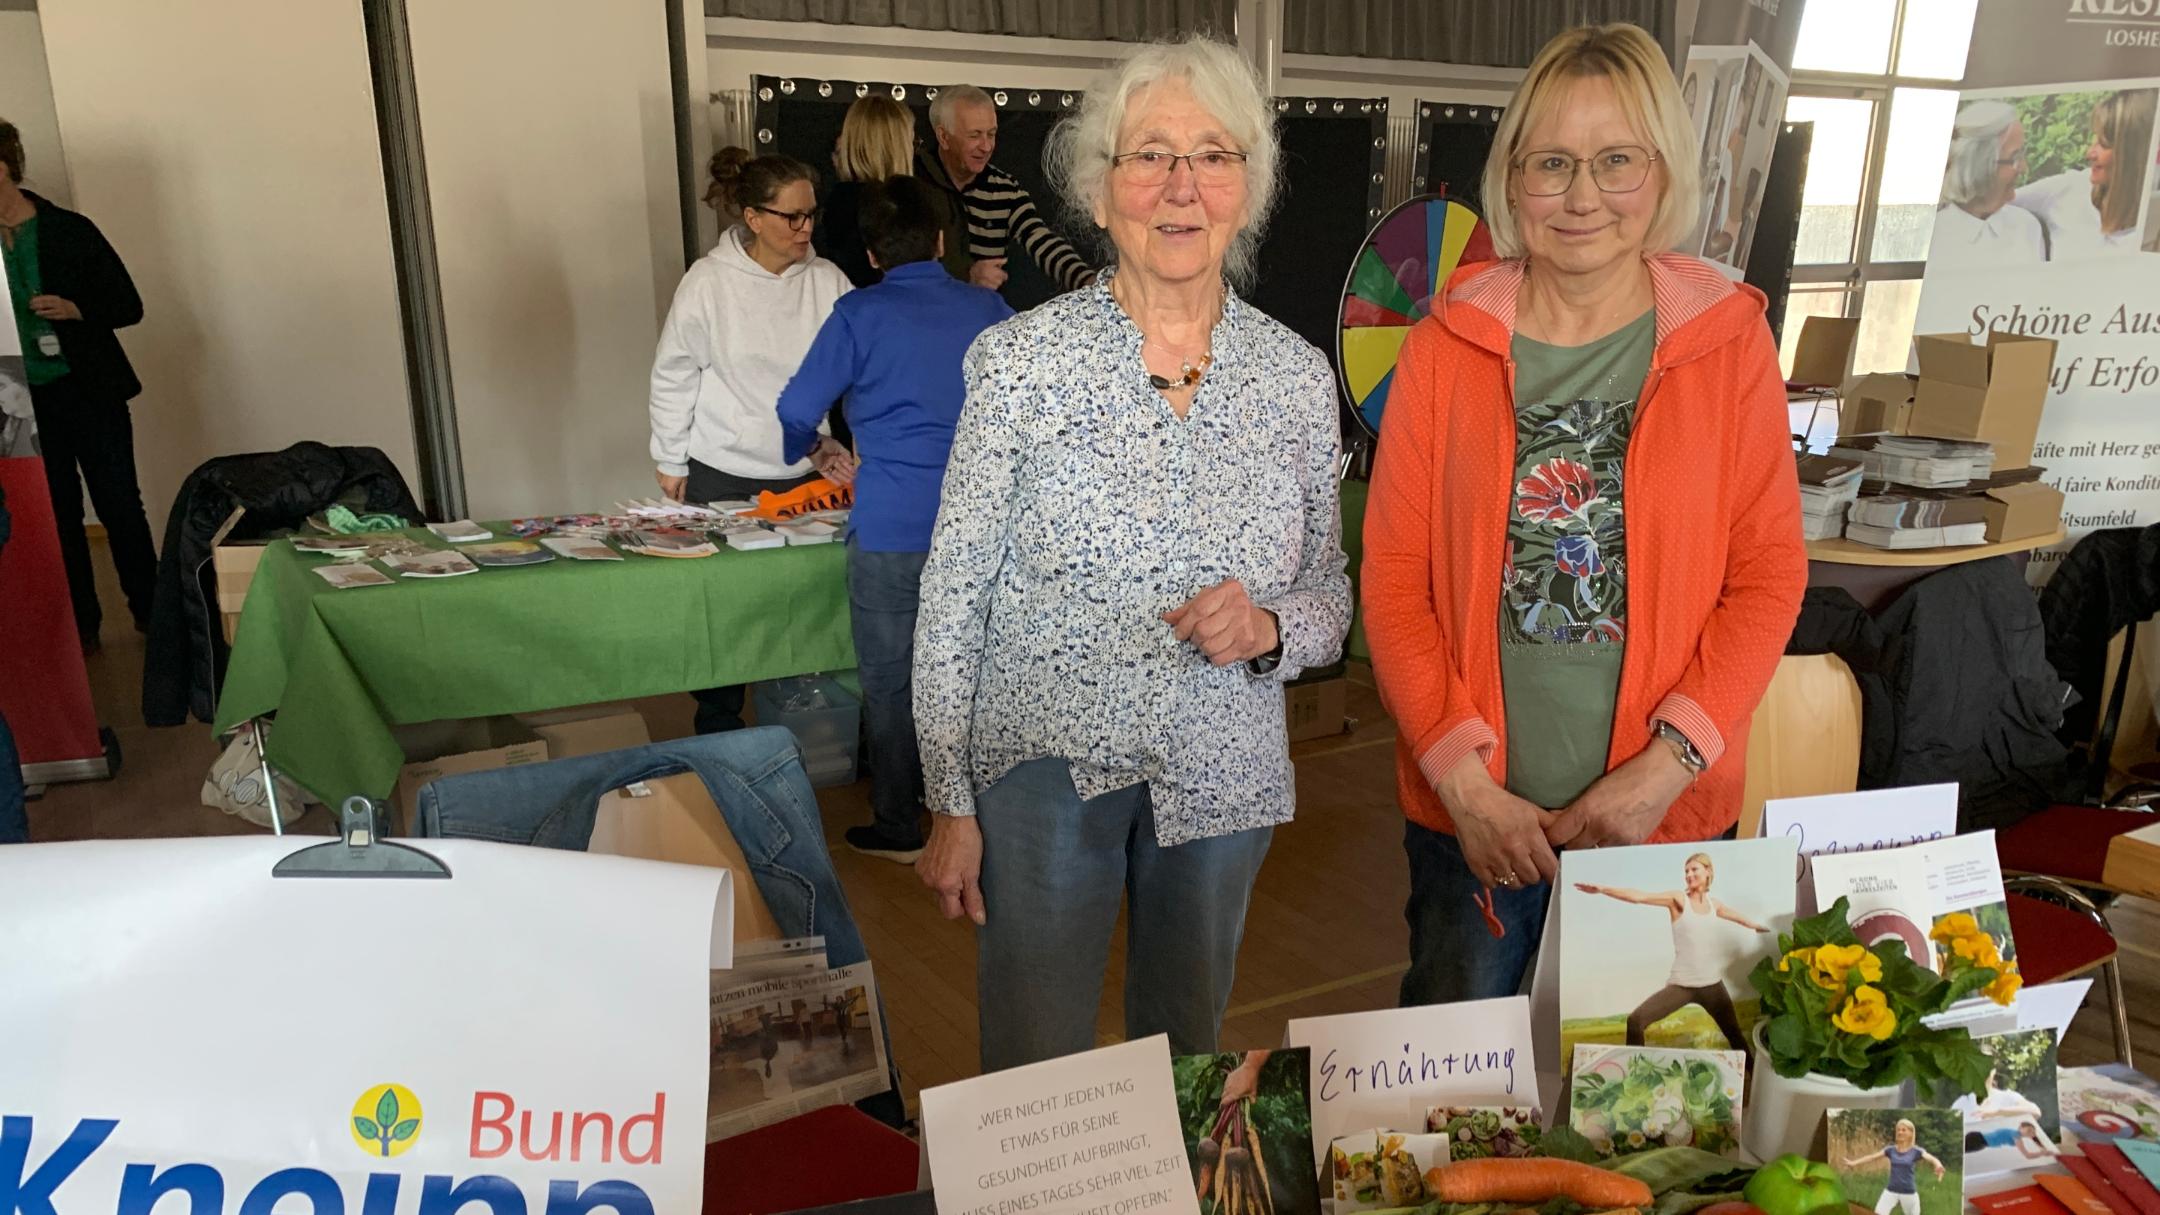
[1913, 1, 2160, 583]
[1679, 0, 1809, 278]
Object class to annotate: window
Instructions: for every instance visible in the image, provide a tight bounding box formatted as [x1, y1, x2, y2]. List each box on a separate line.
[1778, 0, 1981, 378]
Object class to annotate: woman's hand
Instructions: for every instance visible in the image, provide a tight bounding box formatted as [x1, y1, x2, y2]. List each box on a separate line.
[1436, 755, 1558, 888]
[655, 468, 688, 502]
[1545, 743, 1692, 850]
[1219, 1050, 1269, 1107]
[1574, 882, 1602, 895]
[917, 814, 986, 926]
[1163, 578, 1279, 666]
[810, 437, 859, 486]
[28, 295, 80, 322]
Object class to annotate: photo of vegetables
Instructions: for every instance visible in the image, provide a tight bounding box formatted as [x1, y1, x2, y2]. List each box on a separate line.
[1568, 1044, 1746, 1158]
[1175, 1049, 1318, 1215]
[1331, 1131, 1449, 1212]
[1426, 1106, 1545, 1159]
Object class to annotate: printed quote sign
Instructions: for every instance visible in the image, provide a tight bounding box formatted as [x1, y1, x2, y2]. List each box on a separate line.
[920, 1036, 1200, 1215]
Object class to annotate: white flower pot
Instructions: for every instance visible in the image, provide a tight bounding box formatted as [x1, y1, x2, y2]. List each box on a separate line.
[1745, 1023, 1909, 1162]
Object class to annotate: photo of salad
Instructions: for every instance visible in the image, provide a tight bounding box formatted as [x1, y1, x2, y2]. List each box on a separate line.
[1568, 1043, 1745, 1159]
[1329, 1131, 1448, 1212]
[1425, 1105, 1545, 1159]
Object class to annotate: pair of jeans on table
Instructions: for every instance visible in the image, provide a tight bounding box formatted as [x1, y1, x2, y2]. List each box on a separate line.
[682, 460, 818, 734]
[846, 537, 928, 848]
[973, 757, 1271, 1072]
[415, 728, 865, 969]
[1399, 820, 1740, 1006]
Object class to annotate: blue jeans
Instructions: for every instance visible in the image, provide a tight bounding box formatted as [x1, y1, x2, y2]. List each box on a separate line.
[415, 729, 865, 969]
[1400, 821, 1550, 1006]
[974, 758, 1271, 1071]
[1398, 820, 1739, 1007]
[0, 710, 24, 844]
[847, 540, 928, 844]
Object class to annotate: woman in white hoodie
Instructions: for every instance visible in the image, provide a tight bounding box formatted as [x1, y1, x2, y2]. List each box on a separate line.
[650, 147, 854, 732]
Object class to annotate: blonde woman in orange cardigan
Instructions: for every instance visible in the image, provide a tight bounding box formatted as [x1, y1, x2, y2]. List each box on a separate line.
[1363, 23, 1805, 1005]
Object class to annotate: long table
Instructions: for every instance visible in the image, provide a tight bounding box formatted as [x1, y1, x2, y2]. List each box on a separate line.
[212, 526, 853, 804]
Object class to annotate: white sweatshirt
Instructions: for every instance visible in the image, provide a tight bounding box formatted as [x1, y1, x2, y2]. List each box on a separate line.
[649, 228, 851, 480]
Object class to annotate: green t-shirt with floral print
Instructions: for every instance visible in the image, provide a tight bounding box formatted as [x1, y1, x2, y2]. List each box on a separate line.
[1500, 309, 1653, 809]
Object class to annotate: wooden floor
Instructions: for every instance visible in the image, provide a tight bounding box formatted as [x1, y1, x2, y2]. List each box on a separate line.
[29, 538, 2160, 1107]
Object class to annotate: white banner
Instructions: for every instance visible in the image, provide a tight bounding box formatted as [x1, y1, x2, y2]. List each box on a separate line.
[0, 837, 730, 1215]
[1914, 2, 2160, 582]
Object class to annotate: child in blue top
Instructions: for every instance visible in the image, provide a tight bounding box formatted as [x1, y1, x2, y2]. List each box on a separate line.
[777, 175, 1012, 863]
[1842, 1118, 1947, 1215]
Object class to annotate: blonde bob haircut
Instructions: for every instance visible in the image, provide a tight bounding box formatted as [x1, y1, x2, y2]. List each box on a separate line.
[1045, 34, 1280, 288]
[834, 95, 916, 184]
[1481, 23, 1703, 259]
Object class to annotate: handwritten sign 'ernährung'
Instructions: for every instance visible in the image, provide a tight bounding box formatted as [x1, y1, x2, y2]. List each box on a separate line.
[920, 1035, 1201, 1215]
[1286, 996, 1537, 1176]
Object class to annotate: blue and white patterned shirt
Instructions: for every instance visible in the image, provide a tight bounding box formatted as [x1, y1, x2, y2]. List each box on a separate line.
[912, 272, 1352, 846]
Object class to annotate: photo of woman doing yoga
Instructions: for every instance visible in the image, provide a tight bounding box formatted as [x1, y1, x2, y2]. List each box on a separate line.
[1575, 852, 1770, 1048]
[1844, 1119, 1947, 1215]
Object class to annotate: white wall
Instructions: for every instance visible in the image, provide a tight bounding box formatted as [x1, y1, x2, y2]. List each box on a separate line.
[409, 0, 683, 521]
[35, 1, 415, 536]
[0, 5, 72, 206]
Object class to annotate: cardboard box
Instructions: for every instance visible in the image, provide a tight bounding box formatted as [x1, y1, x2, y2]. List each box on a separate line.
[1286, 677, 1348, 742]
[587, 771, 783, 945]
[1982, 480, 2065, 542]
[1838, 373, 1918, 438]
[1912, 331, 2056, 470]
[389, 706, 649, 832]
[1790, 315, 1860, 388]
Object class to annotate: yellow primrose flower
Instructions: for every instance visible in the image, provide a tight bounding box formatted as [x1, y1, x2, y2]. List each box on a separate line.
[1984, 965, 2024, 1006]
[1931, 912, 1980, 942]
[1951, 933, 2002, 968]
[1778, 947, 1814, 974]
[1812, 943, 1869, 990]
[1833, 986, 1898, 1040]
[1856, 949, 1884, 983]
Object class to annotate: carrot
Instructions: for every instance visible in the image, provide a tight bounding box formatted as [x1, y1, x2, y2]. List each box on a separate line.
[1423, 1159, 1653, 1209]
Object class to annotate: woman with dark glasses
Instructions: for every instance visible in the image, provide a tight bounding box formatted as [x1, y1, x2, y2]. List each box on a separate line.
[647, 146, 856, 733]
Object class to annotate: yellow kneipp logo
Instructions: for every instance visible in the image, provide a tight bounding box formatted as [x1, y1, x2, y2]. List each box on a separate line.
[351, 1084, 423, 1158]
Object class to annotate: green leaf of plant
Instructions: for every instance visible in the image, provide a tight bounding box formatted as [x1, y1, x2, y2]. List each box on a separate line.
[376, 1089, 399, 1127]
[1538, 1127, 1603, 1164]
[391, 1118, 419, 1141]
[354, 1116, 381, 1140]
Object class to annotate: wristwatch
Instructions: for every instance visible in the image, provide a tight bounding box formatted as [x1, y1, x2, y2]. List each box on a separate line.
[1247, 611, 1284, 675]
[1652, 720, 1707, 779]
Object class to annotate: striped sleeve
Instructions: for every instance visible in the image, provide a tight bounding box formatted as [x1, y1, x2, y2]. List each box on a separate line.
[1006, 194, 1093, 292]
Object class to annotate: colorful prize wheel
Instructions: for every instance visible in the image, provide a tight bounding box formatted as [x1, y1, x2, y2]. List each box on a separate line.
[1338, 194, 1493, 440]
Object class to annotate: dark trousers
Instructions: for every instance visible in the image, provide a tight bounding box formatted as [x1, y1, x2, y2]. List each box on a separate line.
[1625, 981, 1746, 1049]
[683, 458, 818, 734]
[31, 374, 158, 639]
[847, 538, 928, 845]
[0, 705, 22, 844]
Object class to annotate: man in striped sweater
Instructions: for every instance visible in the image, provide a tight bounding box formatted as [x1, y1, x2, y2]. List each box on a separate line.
[917, 84, 1096, 298]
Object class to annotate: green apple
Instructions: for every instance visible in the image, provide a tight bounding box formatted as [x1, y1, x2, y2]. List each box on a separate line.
[1744, 1155, 1847, 1215]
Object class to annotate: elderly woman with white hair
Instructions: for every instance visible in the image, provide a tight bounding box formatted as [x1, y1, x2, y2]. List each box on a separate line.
[911, 34, 1351, 1070]
[1364, 23, 1805, 1004]
[1929, 101, 2046, 266]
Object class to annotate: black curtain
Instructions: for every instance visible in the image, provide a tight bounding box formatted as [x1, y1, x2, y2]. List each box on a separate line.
[1282, 0, 1669, 67]
[708, 0, 1234, 41]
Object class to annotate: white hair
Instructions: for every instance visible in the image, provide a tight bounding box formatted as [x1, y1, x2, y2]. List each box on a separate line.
[1044, 34, 1280, 289]
[930, 84, 994, 134]
[1944, 100, 2018, 209]
[1482, 23, 1703, 259]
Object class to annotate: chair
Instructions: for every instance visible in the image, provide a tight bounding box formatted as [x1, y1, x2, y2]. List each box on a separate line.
[1739, 653, 1865, 836]
[2003, 877, 2131, 1065]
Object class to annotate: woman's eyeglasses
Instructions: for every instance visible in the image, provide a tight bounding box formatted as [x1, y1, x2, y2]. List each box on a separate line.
[1110, 149, 1250, 188]
[1514, 145, 1660, 197]
[752, 205, 820, 231]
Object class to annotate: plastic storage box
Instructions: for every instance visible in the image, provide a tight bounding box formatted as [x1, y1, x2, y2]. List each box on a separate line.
[752, 676, 861, 788]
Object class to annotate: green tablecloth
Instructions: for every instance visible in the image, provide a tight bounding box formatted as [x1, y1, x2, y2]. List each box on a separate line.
[212, 527, 854, 804]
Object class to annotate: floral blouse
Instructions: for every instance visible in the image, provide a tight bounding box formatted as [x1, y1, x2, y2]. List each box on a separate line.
[912, 273, 1352, 846]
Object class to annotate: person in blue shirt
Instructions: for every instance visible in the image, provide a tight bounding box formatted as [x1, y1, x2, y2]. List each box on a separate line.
[777, 175, 1012, 863]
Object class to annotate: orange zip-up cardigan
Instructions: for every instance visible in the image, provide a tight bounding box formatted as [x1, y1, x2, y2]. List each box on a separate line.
[1363, 253, 1807, 842]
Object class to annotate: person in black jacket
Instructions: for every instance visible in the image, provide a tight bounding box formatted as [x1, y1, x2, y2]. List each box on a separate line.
[0, 119, 157, 654]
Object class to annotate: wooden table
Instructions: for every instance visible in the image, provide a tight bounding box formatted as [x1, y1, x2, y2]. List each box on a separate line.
[1806, 525, 2067, 566]
[2103, 819, 2160, 899]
